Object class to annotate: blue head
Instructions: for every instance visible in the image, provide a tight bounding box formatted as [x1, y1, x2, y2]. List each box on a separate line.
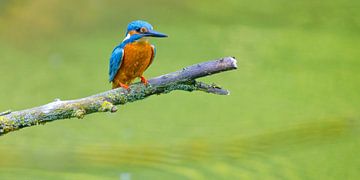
[122, 20, 167, 43]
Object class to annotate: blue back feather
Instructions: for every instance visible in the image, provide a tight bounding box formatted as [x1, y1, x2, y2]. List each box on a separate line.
[108, 46, 123, 82]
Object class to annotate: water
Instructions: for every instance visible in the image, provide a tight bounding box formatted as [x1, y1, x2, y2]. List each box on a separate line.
[0, 0, 359, 179]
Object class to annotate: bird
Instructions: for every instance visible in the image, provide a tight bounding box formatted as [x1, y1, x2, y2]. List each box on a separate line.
[109, 20, 167, 89]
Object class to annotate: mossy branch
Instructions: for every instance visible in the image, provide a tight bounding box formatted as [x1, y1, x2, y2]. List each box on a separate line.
[0, 57, 237, 136]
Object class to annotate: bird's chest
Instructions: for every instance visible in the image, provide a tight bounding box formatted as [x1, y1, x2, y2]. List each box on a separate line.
[122, 42, 153, 75]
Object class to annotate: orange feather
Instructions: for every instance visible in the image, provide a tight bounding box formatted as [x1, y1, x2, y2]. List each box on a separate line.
[112, 41, 154, 89]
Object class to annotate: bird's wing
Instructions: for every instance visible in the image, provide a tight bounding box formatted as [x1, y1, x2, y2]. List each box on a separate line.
[145, 45, 156, 70]
[109, 47, 124, 82]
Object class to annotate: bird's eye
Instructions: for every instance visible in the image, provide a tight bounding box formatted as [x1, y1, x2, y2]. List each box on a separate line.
[140, 27, 147, 33]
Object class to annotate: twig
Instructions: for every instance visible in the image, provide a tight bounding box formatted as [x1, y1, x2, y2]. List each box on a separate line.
[0, 57, 237, 136]
[0, 110, 11, 116]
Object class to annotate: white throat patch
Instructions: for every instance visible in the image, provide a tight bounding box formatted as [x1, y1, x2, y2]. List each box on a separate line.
[122, 33, 131, 42]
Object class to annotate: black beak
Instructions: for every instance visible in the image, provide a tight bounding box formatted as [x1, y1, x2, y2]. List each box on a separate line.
[143, 29, 168, 38]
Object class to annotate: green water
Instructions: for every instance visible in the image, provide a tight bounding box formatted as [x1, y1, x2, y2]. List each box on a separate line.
[0, 0, 359, 179]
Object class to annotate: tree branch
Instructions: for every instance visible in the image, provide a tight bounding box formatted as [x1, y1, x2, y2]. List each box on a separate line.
[0, 57, 237, 136]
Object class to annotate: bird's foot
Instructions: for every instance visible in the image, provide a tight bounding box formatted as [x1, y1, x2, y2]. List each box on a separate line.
[140, 76, 149, 86]
[119, 82, 129, 89]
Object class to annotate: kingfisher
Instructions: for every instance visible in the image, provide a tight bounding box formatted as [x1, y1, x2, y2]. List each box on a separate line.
[109, 20, 167, 89]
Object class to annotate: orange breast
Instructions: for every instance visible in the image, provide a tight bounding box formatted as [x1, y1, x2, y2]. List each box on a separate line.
[113, 41, 154, 86]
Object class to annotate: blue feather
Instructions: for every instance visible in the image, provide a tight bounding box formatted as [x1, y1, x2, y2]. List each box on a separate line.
[127, 20, 153, 33]
[108, 46, 124, 82]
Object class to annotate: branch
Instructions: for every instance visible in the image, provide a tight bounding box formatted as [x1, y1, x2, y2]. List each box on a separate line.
[0, 57, 237, 136]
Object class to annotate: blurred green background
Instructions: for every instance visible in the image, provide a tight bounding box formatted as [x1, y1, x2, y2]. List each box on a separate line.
[0, 0, 359, 179]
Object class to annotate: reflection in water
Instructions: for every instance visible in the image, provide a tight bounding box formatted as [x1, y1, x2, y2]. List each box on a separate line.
[119, 172, 131, 180]
[77, 118, 354, 179]
[80, 119, 352, 161]
[0, 118, 356, 179]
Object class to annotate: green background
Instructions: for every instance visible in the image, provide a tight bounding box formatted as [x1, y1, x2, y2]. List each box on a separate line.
[0, 0, 359, 179]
